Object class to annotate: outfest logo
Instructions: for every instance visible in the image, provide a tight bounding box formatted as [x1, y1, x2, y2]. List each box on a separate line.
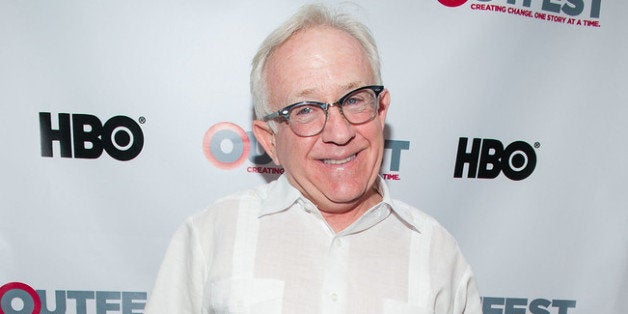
[0, 281, 147, 314]
[481, 296, 576, 313]
[202, 122, 410, 180]
[438, 0, 602, 27]
[438, 0, 468, 7]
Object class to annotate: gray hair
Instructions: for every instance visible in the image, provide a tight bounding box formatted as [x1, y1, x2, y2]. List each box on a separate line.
[250, 3, 382, 122]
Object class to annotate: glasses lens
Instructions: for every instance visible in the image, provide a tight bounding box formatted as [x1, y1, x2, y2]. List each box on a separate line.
[288, 103, 326, 136]
[340, 88, 378, 124]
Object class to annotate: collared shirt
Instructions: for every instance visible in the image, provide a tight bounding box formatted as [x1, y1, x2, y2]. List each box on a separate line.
[145, 175, 481, 314]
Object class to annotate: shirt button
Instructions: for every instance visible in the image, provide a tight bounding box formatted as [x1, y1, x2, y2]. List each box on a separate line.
[330, 292, 339, 302]
[234, 300, 244, 311]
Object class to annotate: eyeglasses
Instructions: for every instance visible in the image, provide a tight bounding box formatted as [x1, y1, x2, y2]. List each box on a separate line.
[262, 85, 384, 137]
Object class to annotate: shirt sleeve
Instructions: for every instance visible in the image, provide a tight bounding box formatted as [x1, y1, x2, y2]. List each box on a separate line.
[144, 218, 207, 314]
[455, 267, 482, 314]
[428, 221, 483, 314]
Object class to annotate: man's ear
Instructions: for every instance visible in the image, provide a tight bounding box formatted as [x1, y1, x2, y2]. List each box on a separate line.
[252, 120, 281, 165]
[377, 89, 391, 128]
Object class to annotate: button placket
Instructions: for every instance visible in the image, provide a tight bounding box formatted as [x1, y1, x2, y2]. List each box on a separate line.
[329, 292, 339, 302]
[320, 235, 349, 313]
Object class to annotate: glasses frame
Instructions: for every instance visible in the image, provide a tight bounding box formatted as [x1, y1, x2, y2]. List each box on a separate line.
[262, 85, 385, 136]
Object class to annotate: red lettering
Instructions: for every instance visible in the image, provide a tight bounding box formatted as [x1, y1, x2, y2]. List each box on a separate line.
[382, 173, 400, 181]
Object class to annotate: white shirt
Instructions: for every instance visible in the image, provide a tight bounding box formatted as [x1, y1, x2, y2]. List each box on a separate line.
[145, 175, 481, 314]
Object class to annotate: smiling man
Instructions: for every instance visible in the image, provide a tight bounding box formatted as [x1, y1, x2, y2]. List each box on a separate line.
[253, 24, 388, 233]
[146, 4, 481, 314]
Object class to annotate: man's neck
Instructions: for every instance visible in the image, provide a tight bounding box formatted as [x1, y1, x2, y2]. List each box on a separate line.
[319, 188, 383, 233]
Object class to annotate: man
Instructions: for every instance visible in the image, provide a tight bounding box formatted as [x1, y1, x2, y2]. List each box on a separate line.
[146, 4, 481, 313]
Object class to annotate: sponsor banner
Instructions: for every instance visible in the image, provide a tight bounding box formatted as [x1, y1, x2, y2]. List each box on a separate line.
[481, 297, 577, 314]
[0, 282, 146, 314]
[454, 137, 538, 181]
[439, 0, 602, 27]
[1, 1, 626, 314]
[39, 113, 145, 161]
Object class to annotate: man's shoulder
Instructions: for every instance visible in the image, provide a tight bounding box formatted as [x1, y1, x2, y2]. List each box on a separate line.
[389, 199, 439, 229]
[212, 182, 270, 208]
[389, 199, 460, 246]
[186, 181, 274, 228]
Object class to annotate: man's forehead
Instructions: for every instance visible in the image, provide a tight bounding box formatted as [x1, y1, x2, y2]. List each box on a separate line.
[265, 26, 373, 106]
[269, 26, 365, 68]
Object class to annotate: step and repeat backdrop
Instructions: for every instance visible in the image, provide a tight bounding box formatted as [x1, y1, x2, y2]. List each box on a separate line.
[1, 0, 626, 313]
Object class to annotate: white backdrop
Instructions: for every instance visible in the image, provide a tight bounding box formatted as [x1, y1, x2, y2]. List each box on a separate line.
[1, 0, 626, 313]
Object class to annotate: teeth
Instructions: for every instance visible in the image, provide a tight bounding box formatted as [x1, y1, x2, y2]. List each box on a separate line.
[323, 154, 356, 165]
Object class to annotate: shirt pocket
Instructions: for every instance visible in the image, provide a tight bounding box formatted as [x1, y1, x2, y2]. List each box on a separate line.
[383, 298, 434, 314]
[205, 278, 285, 313]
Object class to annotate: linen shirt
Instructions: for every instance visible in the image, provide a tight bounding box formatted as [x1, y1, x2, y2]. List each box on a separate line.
[145, 175, 481, 314]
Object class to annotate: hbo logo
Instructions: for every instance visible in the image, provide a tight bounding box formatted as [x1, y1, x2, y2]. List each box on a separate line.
[39, 112, 144, 161]
[454, 137, 537, 181]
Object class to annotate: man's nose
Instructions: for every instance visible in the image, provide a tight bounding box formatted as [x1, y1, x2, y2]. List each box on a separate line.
[319, 106, 355, 144]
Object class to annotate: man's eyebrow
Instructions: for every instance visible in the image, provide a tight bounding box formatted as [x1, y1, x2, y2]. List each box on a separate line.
[294, 82, 364, 100]
[295, 88, 317, 99]
[342, 81, 363, 91]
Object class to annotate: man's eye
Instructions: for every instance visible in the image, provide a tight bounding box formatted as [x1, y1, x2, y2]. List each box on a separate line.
[295, 106, 315, 116]
[345, 96, 365, 106]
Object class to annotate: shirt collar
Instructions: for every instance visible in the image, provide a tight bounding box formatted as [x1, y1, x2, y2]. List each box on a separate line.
[258, 174, 302, 217]
[374, 176, 421, 233]
[258, 174, 421, 233]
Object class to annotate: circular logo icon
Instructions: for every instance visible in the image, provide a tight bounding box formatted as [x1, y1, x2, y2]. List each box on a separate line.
[202, 122, 251, 169]
[0, 282, 41, 314]
[438, 0, 468, 7]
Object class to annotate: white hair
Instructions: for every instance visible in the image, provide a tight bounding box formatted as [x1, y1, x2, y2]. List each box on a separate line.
[250, 3, 382, 123]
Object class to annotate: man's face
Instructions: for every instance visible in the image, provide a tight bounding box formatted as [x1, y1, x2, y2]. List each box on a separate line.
[253, 26, 390, 214]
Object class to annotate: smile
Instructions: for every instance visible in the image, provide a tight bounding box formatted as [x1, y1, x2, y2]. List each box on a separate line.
[323, 154, 356, 165]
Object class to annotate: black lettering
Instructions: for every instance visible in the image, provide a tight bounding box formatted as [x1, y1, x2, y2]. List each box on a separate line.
[72, 114, 103, 159]
[454, 137, 481, 178]
[102, 116, 144, 161]
[39, 112, 72, 158]
[478, 139, 503, 179]
[502, 141, 536, 181]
